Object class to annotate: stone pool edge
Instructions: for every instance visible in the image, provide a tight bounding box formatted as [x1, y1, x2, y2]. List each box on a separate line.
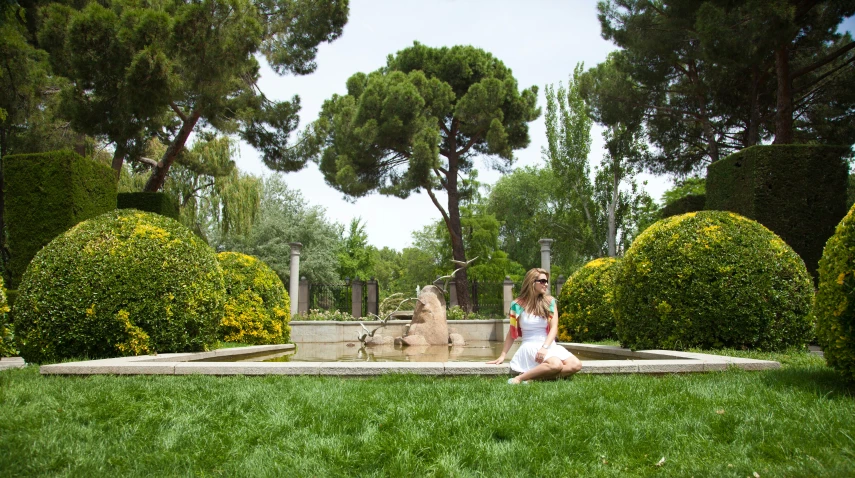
[38, 343, 780, 376]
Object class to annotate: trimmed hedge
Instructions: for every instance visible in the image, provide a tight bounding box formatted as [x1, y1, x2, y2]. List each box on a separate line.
[661, 194, 705, 219]
[218, 252, 291, 345]
[0, 276, 15, 357]
[117, 192, 179, 220]
[557, 257, 619, 343]
[12, 210, 225, 363]
[614, 211, 814, 351]
[3, 150, 117, 288]
[706, 144, 849, 280]
[815, 203, 855, 381]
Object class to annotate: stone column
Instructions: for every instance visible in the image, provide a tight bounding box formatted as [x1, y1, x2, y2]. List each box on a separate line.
[555, 275, 566, 297]
[288, 242, 302, 316]
[501, 276, 515, 340]
[367, 278, 378, 317]
[539, 238, 554, 275]
[503, 276, 514, 315]
[448, 280, 458, 307]
[351, 279, 364, 318]
[298, 276, 309, 314]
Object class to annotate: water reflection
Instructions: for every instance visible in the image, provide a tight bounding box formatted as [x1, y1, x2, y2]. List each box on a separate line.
[262, 341, 522, 363]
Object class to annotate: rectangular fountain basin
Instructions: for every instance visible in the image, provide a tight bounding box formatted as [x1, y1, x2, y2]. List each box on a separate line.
[38, 343, 780, 376]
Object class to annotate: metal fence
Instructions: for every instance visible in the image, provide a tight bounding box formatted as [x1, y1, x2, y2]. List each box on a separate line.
[469, 278, 506, 317]
[307, 281, 372, 316]
[308, 282, 350, 312]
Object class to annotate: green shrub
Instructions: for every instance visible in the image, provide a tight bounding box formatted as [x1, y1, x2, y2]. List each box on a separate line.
[443, 305, 498, 320]
[558, 257, 619, 343]
[447, 305, 466, 320]
[815, 203, 855, 381]
[615, 211, 814, 351]
[13, 210, 225, 363]
[0, 276, 16, 357]
[3, 150, 117, 288]
[294, 309, 357, 321]
[117, 192, 179, 220]
[218, 252, 291, 345]
[705, 144, 849, 280]
[660, 194, 705, 219]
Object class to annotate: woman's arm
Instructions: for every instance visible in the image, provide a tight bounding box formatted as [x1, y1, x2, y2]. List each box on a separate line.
[536, 297, 560, 362]
[486, 325, 516, 364]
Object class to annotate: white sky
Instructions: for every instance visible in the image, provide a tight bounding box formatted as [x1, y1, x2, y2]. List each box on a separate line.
[236, 1, 855, 252]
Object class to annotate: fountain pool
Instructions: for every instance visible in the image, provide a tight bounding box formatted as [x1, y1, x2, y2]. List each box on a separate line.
[38, 342, 782, 376]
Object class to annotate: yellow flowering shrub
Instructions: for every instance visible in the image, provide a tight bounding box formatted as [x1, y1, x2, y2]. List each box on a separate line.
[0, 276, 16, 357]
[816, 203, 855, 381]
[615, 211, 813, 351]
[557, 257, 619, 343]
[12, 210, 225, 363]
[217, 252, 291, 345]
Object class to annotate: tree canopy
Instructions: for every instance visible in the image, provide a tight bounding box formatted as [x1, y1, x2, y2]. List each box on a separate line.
[36, 0, 349, 188]
[597, 0, 855, 174]
[310, 42, 539, 310]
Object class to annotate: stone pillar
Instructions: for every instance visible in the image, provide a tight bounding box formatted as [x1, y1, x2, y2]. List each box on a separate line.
[288, 242, 302, 316]
[448, 280, 458, 307]
[503, 276, 514, 315]
[367, 278, 378, 317]
[539, 238, 554, 275]
[298, 276, 309, 314]
[351, 279, 364, 318]
[501, 276, 515, 340]
[555, 274, 566, 297]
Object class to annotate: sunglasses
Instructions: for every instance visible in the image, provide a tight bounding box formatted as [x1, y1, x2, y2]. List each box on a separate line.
[534, 279, 549, 285]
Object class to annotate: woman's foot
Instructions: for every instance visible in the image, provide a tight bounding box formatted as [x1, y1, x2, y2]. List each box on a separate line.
[507, 377, 528, 385]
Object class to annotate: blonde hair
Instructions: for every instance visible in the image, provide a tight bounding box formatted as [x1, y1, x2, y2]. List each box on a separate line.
[516, 268, 552, 318]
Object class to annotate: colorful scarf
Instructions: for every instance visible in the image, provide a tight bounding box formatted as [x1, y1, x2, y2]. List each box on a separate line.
[509, 297, 556, 339]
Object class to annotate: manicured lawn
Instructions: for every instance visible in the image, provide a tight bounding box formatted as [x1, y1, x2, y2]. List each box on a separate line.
[1, 350, 853, 477]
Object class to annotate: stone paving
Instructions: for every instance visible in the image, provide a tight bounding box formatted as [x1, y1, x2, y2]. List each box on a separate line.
[37, 343, 781, 376]
[0, 357, 26, 371]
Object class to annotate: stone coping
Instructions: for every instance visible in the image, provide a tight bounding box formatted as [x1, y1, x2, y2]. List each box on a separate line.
[37, 343, 780, 376]
[0, 357, 26, 371]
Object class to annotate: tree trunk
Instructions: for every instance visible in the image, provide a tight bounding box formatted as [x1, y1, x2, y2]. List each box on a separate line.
[746, 65, 761, 147]
[144, 110, 201, 192]
[0, 127, 8, 268]
[447, 180, 472, 312]
[443, 125, 471, 313]
[773, 44, 794, 144]
[111, 142, 127, 180]
[607, 159, 618, 258]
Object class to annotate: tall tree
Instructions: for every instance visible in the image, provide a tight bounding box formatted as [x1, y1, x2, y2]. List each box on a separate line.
[337, 218, 374, 281]
[582, 54, 656, 257]
[222, 174, 344, 285]
[487, 166, 559, 269]
[309, 42, 540, 311]
[597, 0, 855, 174]
[542, 64, 601, 263]
[37, 0, 348, 188]
[595, 124, 655, 257]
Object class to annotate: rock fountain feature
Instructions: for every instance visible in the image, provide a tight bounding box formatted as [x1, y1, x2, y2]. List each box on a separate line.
[355, 257, 477, 350]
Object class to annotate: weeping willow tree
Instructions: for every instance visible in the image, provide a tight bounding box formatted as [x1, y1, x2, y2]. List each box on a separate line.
[119, 135, 261, 243]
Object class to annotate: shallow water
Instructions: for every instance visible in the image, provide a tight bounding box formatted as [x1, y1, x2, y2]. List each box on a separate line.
[198, 341, 631, 363]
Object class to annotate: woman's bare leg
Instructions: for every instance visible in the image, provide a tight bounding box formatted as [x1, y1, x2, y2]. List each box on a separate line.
[558, 355, 583, 378]
[509, 358, 563, 383]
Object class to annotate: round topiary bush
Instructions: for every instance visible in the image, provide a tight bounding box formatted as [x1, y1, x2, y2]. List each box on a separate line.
[816, 204, 855, 381]
[13, 209, 225, 363]
[0, 276, 16, 357]
[614, 211, 813, 351]
[218, 252, 291, 345]
[558, 257, 619, 343]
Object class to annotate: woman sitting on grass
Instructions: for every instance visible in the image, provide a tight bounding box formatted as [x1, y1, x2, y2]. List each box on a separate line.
[487, 268, 582, 383]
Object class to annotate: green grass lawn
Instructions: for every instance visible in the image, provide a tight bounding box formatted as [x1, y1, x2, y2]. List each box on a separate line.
[1, 350, 853, 477]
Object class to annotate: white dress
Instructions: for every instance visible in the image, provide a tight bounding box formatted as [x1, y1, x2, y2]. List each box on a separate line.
[509, 309, 574, 373]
